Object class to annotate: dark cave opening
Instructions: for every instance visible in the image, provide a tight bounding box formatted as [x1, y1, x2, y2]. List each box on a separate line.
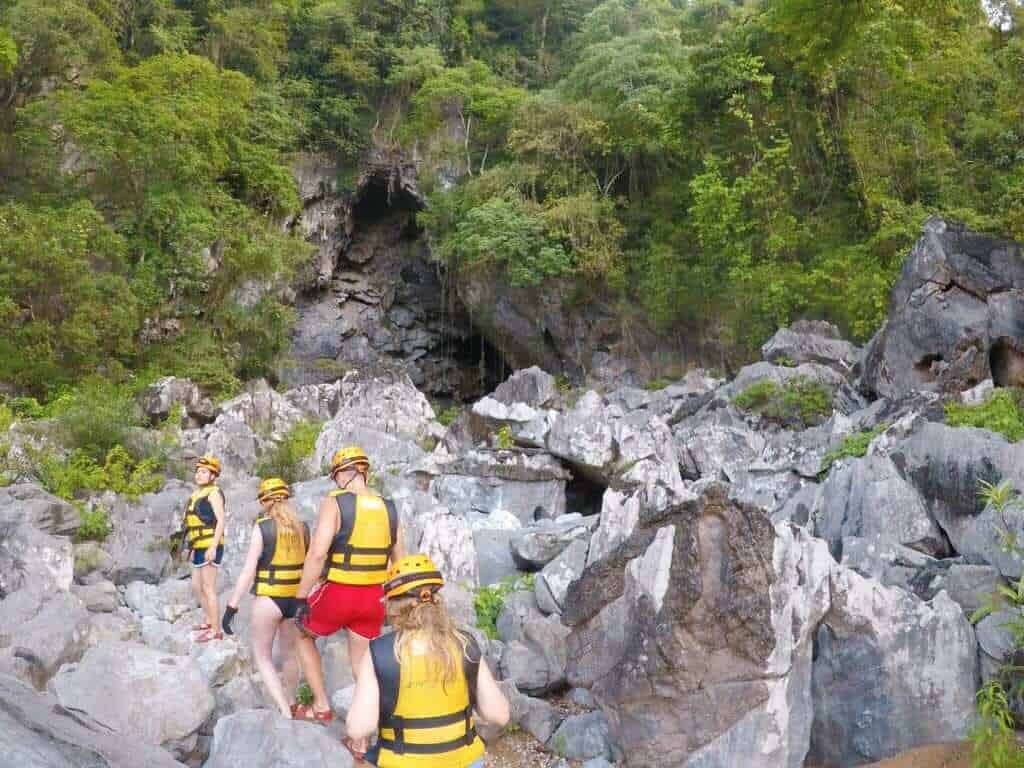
[565, 471, 606, 518]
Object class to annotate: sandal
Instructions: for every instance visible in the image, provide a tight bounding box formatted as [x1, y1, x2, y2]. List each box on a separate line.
[292, 703, 334, 723]
[191, 623, 211, 631]
[195, 629, 223, 643]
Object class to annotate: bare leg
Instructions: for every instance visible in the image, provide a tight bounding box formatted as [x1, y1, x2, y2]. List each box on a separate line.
[295, 632, 331, 712]
[251, 597, 291, 717]
[200, 563, 220, 633]
[190, 564, 202, 612]
[347, 630, 371, 680]
[278, 619, 301, 700]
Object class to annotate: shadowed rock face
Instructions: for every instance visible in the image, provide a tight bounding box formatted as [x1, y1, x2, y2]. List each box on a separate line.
[563, 484, 778, 766]
[860, 216, 1024, 399]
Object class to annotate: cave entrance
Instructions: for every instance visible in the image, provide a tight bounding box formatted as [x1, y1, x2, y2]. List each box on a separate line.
[990, 337, 1024, 388]
[565, 471, 605, 518]
[438, 329, 511, 401]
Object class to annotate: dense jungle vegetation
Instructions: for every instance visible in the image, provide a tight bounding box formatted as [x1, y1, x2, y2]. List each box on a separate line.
[2, 0, 1024, 398]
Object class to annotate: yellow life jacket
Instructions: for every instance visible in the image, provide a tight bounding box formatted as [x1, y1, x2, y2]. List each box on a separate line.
[183, 485, 224, 549]
[325, 490, 397, 586]
[253, 517, 310, 598]
[366, 631, 485, 768]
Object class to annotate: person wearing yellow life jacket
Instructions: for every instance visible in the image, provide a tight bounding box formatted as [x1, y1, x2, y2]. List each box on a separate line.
[291, 446, 405, 723]
[345, 554, 510, 767]
[221, 478, 310, 718]
[185, 455, 227, 643]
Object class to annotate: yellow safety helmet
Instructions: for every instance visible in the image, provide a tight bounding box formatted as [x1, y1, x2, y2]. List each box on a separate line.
[257, 477, 291, 503]
[383, 554, 444, 600]
[195, 455, 221, 476]
[330, 446, 370, 479]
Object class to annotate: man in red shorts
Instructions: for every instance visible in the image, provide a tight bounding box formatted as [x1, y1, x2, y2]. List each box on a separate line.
[292, 446, 404, 722]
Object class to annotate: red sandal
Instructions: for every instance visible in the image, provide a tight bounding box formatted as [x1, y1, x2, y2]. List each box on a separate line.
[191, 623, 211, 631]
[292, 703, 334, 723]
[195, 629, 223, 643]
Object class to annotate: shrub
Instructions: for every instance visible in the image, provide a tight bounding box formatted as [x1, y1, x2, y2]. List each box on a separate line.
[0, 403, 13, 432]
[473, 574, 534, 639]
[734, 376, 833, 428]
[31, 445, 163, 501]
[642, 377, 674, 392]
[76, 505, 113, 542]
[970, 680, 1023, 768]
[254, 420, 322, 483]
[819, 423, 890, 476]
[295, 682, 313, 706]
[494, 425, 514, 449]
[946, 389, 1024, 442]
[50, 378, 142, 463]
[436, 405, 462, 427]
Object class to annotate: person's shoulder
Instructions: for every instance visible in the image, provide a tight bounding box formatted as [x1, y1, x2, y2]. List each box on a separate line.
[456, 629, 483, 661]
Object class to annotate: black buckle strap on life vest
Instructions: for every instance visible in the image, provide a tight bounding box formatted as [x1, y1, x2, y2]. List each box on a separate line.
[378, 707, 475, 756]
[262, 568, 301, 586]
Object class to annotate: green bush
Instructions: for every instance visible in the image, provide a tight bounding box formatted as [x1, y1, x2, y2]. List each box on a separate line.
[254, 420, 323, 483]
[473, 574, 535, 639]
[819, 423, 890, 476]
[642, 377, 674, 392]
[494, 425, 514, 449]
[946, 389, 1024, 443]
[32, 445, 163, 501]
[436, 405, 462, 427]
[76, 505, 113, 542]
[734, 376, 833, 428]
[0, 403, 13, 433]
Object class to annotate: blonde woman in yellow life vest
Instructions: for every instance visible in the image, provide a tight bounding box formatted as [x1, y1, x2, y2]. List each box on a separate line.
[221, 478, 310, 718]
[345, 554, 510, 767]
[291, 446, 405, 723]
[184, 456, 227, 642]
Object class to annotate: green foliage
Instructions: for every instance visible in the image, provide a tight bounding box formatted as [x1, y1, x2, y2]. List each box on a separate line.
[946, 389, 1024, 443]
[494, 425, 514, 449]
[435, 405, 462, 427]
[34, 445, 163, 501]
[295, 681, 313, 707]
[76, 505, 113, 543]
[642, 377, 673, 392]
[819, 423, 890, 476]
[255, 420, 323, 484]
[473, 574, 535, 639]
[734, 376, 833, 428]
[0, 402, 12, 433]
[970, 680, 1024, 768]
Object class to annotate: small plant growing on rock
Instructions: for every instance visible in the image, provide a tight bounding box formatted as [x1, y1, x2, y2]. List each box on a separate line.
[295, 682, 313, 706]
[76, 505, 112, 543]
[641, 377, 673, 392]
[254, 420, 323, 483]
[818, 423, 890, 476]
[946, 389, 1024, 442]
[494, 425, 515, 450]
[734, 376, 832, 428]
[435, 405, 462, 427]
[473, 574, 535, 639]
[970, 680, 1022, 768]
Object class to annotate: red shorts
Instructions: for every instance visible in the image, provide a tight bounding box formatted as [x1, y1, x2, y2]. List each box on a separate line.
[302, 581, 385, 640]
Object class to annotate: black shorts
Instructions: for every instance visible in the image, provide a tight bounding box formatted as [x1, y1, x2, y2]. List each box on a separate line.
[268, 596, 301, 619]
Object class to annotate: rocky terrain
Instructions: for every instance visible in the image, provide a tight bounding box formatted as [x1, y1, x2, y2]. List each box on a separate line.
[5, 216, 1024, 768]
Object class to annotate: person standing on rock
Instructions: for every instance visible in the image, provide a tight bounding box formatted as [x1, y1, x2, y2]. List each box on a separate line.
[184, 455, 227, 643]
[291, 446, 404, 723]
[345, 554, 510, 767]
[221, 478, 309, 717]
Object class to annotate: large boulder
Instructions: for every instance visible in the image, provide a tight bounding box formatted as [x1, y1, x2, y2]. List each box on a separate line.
[0, 482, 80, 535]
[0, 674, 186, 768]
[138, 377, 216, 426]
[102, 480, 190, 585]
[722, 360, 866, 417]
[312, 369, 436, 475]
[861, 217, 1024, 399]
[491, 366, 559, 408]
[510, 514, 594, 570]
[0, 516, 74, 595]
[813, 453, 950, 558]
[52, 641, 215, 748]
[536, 537, 589, 615]
[761, 321, 859, 375]
[809, 568, 978, 766]
[889, 421, 1024, 578]
[401, 492, 478, 586]
[564, 485, 834, 768]
[547, 711, 617, 762]
[0, 588, 92, 688]
[429, 449, 569, 524]
[203, 709, 355, 768]
[499, 615, 571, 696]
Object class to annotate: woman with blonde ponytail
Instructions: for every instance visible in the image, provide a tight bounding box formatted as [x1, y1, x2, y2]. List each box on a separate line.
[346, 554, 509, 767]
[222, 478, 310, 718]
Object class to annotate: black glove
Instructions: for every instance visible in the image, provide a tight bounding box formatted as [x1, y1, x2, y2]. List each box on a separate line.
[222, 605, 238, 635]
[293, 597, 310, 625]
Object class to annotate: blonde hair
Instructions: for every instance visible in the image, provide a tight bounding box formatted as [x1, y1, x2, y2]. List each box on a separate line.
[262, 498, 305, 545]
[387, 591, 468, 685]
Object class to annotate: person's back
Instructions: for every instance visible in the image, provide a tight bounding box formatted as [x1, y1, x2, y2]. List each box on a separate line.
[346, 554, 510, 767]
